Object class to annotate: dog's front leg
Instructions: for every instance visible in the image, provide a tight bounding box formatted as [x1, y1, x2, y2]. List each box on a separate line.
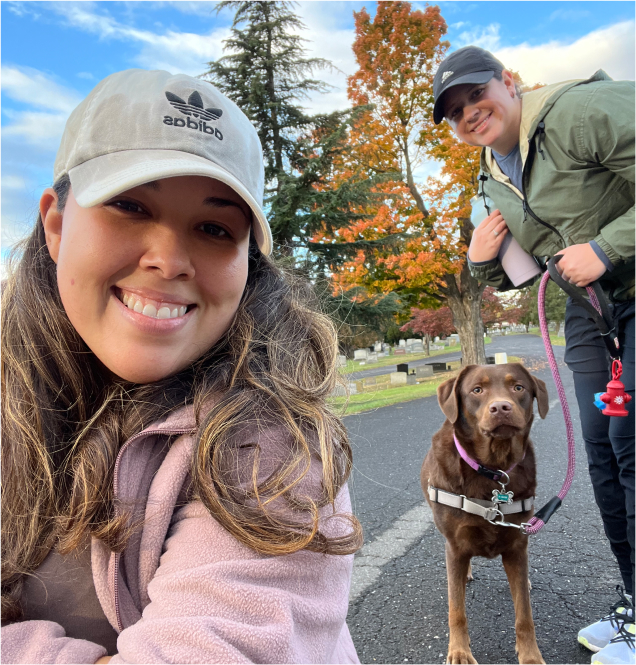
[445, 543, 477, 664]
[501, 542, 545, 664]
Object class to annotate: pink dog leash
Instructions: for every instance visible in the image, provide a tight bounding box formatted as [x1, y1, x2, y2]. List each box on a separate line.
[523, 268, 606, 535]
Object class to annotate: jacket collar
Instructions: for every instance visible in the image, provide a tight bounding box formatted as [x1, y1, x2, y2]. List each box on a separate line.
[482, 69, 613, 184]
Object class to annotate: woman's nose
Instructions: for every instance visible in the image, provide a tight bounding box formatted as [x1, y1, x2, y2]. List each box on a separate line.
[464, 104, 479, 123]
[139, 228, 195, 280]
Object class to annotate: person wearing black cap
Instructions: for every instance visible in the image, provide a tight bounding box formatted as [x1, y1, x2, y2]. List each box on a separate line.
[433, 45, 635, 664]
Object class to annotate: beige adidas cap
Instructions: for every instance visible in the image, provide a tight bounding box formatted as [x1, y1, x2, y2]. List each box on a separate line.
[54, 69, 272, 255]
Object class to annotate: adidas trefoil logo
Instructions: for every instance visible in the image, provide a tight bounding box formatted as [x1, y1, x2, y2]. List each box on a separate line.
[166, 91, 223, 121]
[441, 70, 454, 83]
[163, 90, 224, 140]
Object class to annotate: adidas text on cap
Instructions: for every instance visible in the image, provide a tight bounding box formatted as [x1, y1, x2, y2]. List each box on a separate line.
[54, 69, 272, 255]
[433, 46, 506, 124]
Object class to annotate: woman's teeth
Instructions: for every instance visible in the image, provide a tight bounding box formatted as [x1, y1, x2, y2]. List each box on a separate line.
[120, 292, 187, 319]
[474, 114, 491, 132]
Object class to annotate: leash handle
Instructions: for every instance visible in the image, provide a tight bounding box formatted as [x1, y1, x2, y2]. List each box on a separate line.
[546, 256, 620, 359]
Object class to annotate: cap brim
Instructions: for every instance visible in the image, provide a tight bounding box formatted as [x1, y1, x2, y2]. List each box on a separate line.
[68, 149, 273, 255]
[433, 70, 495, 124]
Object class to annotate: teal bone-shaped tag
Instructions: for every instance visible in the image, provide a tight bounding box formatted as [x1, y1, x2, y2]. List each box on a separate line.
[492, 489, 514, 504]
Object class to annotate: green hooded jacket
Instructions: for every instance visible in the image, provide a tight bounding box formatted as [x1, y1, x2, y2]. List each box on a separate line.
[469, 70, 635, 301]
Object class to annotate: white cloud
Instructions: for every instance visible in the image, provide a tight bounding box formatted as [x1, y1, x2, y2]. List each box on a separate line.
[2, 175, 27, 190]
[46, 2, 228, 75]
[1, 65, 82, 113]
[294, 2, 359, 114]
[454, 23, 502, 51]
[549, 8, 592, 23]
[495, 20, 635, 85]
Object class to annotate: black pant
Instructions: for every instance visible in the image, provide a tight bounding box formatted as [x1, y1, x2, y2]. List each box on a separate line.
[564, 298, 635, 597]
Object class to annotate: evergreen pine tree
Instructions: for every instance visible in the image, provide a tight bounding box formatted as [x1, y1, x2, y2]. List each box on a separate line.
[203, 0, 405, 348]
[203, 1, 330, 199]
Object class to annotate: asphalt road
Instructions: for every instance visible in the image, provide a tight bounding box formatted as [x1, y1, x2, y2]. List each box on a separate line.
[344, 334, 622, 665]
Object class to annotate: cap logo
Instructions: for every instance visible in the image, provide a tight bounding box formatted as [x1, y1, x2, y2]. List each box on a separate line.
[441, 70, 454, 83]
[163, 90, 223, 140]
[165, 91, 223, 121]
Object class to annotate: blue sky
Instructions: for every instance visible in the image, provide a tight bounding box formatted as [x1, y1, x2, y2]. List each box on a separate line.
[2, 1, 635, 256]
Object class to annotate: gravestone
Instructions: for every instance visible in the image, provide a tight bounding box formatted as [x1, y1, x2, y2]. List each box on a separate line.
[396, 363, 409, 374]
[415, 365, 434, 378]
[495, 352, 508, 364]
[354, 349, 368, 361]
[394, 348, 406, 355]
[426, 362, 449, 373]
[367, 352, 378, 363]
[337, 355, 347, 367]
[390, 372, 416, 385]
[486, 356, 496, 365]
[398, 339, 406, 347]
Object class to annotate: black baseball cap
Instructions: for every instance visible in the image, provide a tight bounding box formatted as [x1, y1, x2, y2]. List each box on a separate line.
[433, 46, 505, 124]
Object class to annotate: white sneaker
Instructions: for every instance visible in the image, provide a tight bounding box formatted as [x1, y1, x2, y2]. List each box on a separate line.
[591, 623, 635, 665]
[578, 587, 634, 652]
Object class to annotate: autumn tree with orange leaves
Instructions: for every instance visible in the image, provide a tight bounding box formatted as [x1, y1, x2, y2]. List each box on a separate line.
[314, 1, 494, 363]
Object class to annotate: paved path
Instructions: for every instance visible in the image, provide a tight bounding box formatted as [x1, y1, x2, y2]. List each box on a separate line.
[344, 336, 621, 664]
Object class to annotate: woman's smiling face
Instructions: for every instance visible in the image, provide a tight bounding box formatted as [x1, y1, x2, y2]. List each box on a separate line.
[443, 70, 521, 156]
[41, 175, 252, 383]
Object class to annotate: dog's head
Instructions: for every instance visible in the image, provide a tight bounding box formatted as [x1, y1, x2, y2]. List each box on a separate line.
[437, 363, 548, 463]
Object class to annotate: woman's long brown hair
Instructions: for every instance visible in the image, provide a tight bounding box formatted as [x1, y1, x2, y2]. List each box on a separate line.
[1, 176, 362, 621]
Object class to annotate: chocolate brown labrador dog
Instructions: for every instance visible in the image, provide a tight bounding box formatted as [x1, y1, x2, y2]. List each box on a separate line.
[422, 363, 549, 665]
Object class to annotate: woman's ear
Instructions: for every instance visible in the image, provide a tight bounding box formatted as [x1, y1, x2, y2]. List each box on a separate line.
[501, 70, 518, 99]
[40, 188, 63, 264]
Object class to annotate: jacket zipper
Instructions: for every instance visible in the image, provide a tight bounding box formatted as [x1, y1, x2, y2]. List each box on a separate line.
[520, 124, 565, 245]
[112, 426, 193, 632]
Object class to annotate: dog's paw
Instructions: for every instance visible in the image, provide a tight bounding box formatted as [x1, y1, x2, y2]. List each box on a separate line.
[446, 648, 478, 664]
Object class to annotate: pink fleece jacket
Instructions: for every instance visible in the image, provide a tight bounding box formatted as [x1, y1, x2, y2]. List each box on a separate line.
[2, 407, 360, 664]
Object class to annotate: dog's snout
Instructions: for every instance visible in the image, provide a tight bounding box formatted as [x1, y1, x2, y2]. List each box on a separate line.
[489, 400, 513, 415]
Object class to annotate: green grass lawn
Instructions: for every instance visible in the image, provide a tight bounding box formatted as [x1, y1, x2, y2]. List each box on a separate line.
[342, 337, 492, 374]
[526, 328, 566, 346]
[331, 355, 522, 416]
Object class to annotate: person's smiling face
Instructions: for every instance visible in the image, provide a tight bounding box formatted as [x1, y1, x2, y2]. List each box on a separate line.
[41, 175, 252, 383]
[443, 70, 521, 156]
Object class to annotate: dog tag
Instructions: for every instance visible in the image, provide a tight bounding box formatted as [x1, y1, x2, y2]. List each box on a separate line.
[492, 489, 514, 504]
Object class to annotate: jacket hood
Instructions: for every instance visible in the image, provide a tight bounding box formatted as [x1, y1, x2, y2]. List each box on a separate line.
[484, 69, 614, 179]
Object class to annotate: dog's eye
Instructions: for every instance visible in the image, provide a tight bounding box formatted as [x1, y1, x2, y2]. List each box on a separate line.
[513, 385, 524, 392]
[472, 387, 483, 394]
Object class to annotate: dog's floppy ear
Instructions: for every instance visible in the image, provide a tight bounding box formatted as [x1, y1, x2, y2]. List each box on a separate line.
[516, 364, 550, 419]
[531, 375, 550, 419]
[437, 365, 476, 423]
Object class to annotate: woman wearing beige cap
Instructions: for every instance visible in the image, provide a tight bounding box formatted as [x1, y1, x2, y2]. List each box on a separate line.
[1, 69, 362, 664]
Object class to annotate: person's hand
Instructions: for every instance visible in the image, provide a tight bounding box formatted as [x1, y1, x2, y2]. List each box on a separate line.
[468, 209, 509, 262]
[555, 244, 607, 287]
[95, 657, 112, 664]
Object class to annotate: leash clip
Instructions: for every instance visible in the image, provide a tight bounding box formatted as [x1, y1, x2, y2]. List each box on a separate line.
[486, 510, 531, 535]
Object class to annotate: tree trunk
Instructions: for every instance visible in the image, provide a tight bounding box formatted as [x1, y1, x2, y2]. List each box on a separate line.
[443, 264, 486, 366]
[401, 139, 429, 218]
[425, 333, 430, 356]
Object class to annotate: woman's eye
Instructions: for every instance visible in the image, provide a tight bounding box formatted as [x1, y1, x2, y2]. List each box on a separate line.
[200, 223, 230, 238]
[110, 200, 145, 214]
[513, 385, 524, 392]
[472, 387, 483, 394]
